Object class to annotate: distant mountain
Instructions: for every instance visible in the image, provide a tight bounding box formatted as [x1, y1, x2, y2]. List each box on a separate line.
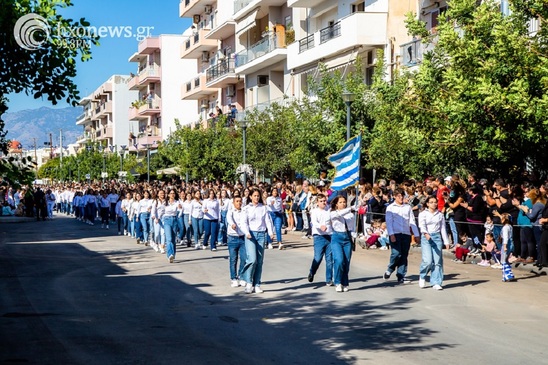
[3, 106, 83, 149]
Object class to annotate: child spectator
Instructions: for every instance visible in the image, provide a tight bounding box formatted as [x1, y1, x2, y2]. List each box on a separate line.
[477, 232, 496, 267]
[484, 215, 494, 240]
[453, 232, 473, 263]
[378, 222, 389, 250]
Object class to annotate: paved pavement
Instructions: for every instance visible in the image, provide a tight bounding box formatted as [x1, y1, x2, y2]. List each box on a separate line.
[1, 215, 548, 365]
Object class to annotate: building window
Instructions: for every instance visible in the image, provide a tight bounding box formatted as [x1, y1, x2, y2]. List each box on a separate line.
[352, 1, 365, 13]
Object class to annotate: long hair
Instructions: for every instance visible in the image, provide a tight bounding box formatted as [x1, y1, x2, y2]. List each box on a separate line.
[330, 195, 346, 211]
[249, 188, 264, 205]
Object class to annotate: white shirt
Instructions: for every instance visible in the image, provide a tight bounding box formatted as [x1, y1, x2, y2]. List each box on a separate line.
[182, 200, 193, 216]
[138, 199, 153, 214]
[418, 209, 450, 246]
[311, 206, 332, 236]
[190, 200, 204, 219]
[266, 196, 283, 213]
[219, 198, 230, 212]
[121, 199, 132, 213]
[226, 208, 246, 236]
[151, 199, 166, 220]
[386, 202, 419, 236]
[242, 203, 274, 236]
[203, 198, 220, 220]
[330, 208, 355, 233]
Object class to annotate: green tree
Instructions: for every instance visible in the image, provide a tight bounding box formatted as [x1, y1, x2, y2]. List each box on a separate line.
[372, 0, 548, 179]
[0, 0, 98, 180]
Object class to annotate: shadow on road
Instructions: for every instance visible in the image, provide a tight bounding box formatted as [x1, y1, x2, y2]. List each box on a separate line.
[1, 219, 455, 364]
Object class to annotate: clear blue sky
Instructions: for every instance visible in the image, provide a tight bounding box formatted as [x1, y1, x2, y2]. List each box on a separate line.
[7, 0, 191, 112]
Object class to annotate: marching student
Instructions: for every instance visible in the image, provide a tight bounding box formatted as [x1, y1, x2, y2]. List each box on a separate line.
[307, 193, 333, 286]
[226, 195, 247, 288]
[330, 195, 355, 293]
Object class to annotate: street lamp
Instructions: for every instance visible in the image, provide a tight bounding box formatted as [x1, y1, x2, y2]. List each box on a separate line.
[119, 145, 127, 179]
[342, 89, 355, 141]
[235, 111, 248, 188]
[143, 143, 152, 183]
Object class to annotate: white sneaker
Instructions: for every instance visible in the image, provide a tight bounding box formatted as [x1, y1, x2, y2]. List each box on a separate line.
[195, 244, 200, 250]
[239, 280, 246, 287]
[343, 286, 349, 292]
[380, 246, 388, 250]
[169, 255, 174, 263]
[124, 230, 128, 236]
[254, 285, 264, 294]
[244, 283, 253, 294]
[335, 284, 343, 292]
[202, 245, 207, 250]
[419, 278, 426, 289]
[151, 243, 159, 252]
[432, 284, 443, 291]
[106, 225, 109, 229]
[278, 243, 285, 250]
[268, 243, 273, 249]
[231, 280, 239, 288]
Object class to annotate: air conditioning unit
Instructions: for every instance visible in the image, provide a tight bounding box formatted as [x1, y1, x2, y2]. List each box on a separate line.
[202, 51, 210, 62]
[257, 75, 268, 86]
[204, 5, 212, 14]
[226, 85, 236, 97]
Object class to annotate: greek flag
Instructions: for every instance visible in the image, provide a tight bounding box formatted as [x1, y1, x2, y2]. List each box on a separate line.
[328, 134, 361, 191]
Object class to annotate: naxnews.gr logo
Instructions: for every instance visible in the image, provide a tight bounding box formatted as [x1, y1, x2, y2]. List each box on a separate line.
[13, 13, 154, 51]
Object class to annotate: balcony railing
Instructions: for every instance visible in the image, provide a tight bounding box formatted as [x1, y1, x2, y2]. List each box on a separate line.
[234, 0, 253, 14]
[235, 35, 280, 68]
[320, 22, 341, 44]
[400, 38, 423, 66]
[76, 112, 85, 121]
[206, 59, 235, 82]
[299, 34, 314, 53]
[185, 39, 191, 50]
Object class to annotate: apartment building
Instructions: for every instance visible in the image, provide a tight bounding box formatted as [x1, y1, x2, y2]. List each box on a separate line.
[179, 0, 244, 127]
[75, 75, 137, 150]
[175, 1, 429, 120]
[128, 35, 197, 149]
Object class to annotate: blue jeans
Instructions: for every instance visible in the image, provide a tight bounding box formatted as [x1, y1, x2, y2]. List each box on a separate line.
[154, 218, 165, 245]
[448, 217, 458, 246]
[163, 216, 177, 259]
[191, 217, 203, 244]
[331, 232, 352, 286]
[218, 210, 228, 244]
[183, 214, 193, 243]
[419, 233, 444, 286]
[310, 234, 333, 283]
[270, 211, 284, 243]
[139, 212, 150, 242]
[134, 215, 142, 240]
[176, 215, 186, 241]
[203, 219, 219, 249]
[122, 212, 129, 233]
[228, 235, 246, 280]
[242, 231, 266, 286]
[378, 236, 389, 247]
[386, 233, 411, 280]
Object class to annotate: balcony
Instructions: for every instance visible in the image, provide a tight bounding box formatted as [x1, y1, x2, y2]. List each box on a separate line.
[399, 37, 436, 67]
[137, 134, 162, 148]
[205, 59, 238, 88]
[287, 12, 388, 70]
[235, 35, 287, 74]
[244, 96, 296, 114]
[180, 73, 217, 100]
[76, 132, 92, 144]
[96, 126, 113, 141]
[287, 0, 317, 7]
[94, 101, 112, 118]
[137, 37, 160, 54]
[76, 112, 85, 125]
[180, 28, 217, 59]
[234, 0, 286, 17]
[206, 18, 236, 40]
[179, 0, 213, 18]
[127, 74, 140, 90]
[138, 65, 161, 86]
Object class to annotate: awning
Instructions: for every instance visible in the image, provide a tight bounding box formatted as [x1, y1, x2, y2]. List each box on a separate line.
[156, 167, 180, 175]
[236, 8, 259, 36]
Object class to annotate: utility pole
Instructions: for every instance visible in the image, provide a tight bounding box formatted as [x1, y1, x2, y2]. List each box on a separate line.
[33, 138, 38, 174]
[49, 133, 53, 159]
[60, 129, 63, 164]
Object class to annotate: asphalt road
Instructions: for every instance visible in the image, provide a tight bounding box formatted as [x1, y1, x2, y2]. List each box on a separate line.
[1, 216, 548, 365]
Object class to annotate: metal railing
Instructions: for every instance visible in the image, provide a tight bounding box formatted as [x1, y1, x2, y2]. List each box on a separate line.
[206, 59, 235, 82]
[235, 35, 278, 68]
[299, 34, 315, 53]
[400, 38, 423, 66]
[234, 0, 252, 14]
[319, 22, 341, 44]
